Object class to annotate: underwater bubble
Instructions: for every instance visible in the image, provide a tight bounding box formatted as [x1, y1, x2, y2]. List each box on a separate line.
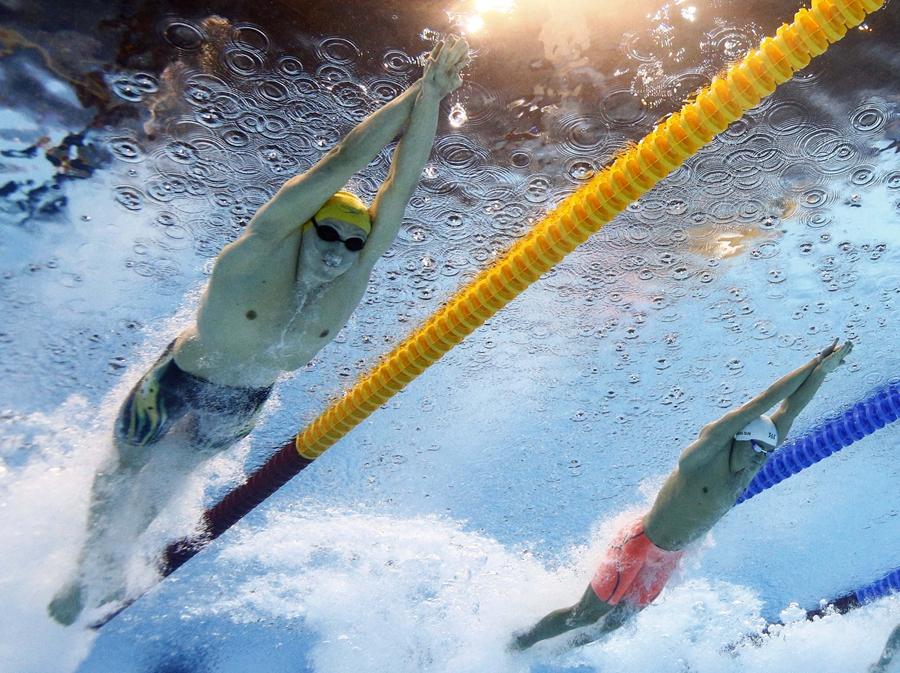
[223, 48, 263, 75]
[256, 79, 289, 103]
[885, 172, 900, 190]
[330, 80, 368, 110]
[850, 102, 888, 134]
[318, 37, 361, 65]
[448, 103, 468, 128]
[109, 72, 159, 102]
[221, 128, 250, 147]
[108, 137, 145, 163]
[278, 56, 303, 76]
[367, 79, 404, 103]
[163, 21, 205, 50]
[719, 117, 753, 145]
[317, 63, 353, 84]
[702, 23, 761, 62]
[778, 162, 825, 190]
[765, 100, 812, 136]
[565, 160, 595, 182]
[113, 185, 143, 211]
[850, 165, 878, 187]
[600, 90, 647, 127]
[434, 136, 488, 171]
[523, 175, 552, 204]
[454, 81, 502, 126]
[508, 149, 532, 169]
[799, 210, 835, 229]
[233, 24, 270, 52]
[620, 29, 656, 63]
[163, 140, 200, 164]
[800, 188, 832, 208]
[382, 49, 414, 74]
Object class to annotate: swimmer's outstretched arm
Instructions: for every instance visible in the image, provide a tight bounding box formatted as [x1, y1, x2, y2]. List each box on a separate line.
[768, 338, 853, 445]
[695, 340, 851, 450]
[364, 36, 470, 260]
[248, 53, 436, 241]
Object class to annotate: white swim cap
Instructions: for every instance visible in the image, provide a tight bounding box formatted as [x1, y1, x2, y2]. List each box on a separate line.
[734, 415, 778, 446]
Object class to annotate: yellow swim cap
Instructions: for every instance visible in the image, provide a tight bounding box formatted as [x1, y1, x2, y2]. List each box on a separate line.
[302, 190, 371, 235]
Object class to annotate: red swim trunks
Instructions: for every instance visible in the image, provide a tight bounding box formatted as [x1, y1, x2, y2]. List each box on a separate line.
[590, 518, 684, 608]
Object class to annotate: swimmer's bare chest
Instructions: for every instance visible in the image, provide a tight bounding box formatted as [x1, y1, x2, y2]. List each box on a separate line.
[177, 241, 367, 386]
[644, 449, 748, 550]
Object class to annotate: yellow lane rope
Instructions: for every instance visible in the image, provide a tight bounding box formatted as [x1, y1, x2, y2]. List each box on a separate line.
[295, 0, 884, 460]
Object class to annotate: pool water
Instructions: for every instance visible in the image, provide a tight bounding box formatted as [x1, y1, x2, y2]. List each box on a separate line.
[1, 0, 900, 671]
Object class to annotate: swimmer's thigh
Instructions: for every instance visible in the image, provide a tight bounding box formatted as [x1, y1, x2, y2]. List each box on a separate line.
[573, 583, 616, 624]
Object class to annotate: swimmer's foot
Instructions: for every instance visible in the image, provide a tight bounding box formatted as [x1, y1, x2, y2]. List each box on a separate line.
[507, 630, 532, 652]
[48, 581, 85, 626]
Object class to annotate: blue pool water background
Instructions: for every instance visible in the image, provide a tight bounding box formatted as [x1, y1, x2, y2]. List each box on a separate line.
[2, 0, 900, 671]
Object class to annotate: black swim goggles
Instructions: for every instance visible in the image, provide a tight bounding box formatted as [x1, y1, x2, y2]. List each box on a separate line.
[311, 216, 366, 252]
[750, 439, 774, 455]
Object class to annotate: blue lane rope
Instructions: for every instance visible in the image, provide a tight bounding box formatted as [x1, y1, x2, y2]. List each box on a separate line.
[855, 566, 900, 606]
[736, 379, 900, 505]
[800, 565, 900, 621]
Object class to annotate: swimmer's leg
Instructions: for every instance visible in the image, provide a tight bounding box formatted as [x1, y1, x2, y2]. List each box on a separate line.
[567, 601, 639, 648]
[48, 446, 153, 625]
[49, 353, 186, 625]
[509, 583, 615, 651]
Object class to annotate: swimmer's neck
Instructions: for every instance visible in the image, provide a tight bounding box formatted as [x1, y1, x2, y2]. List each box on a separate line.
[294, 269, 334, 298]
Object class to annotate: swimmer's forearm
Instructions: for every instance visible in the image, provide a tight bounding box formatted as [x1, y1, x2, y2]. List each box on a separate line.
[709, 355, 821, 441]
[749, 356, 821, 412]
[248, 79, 425, 236]
[769, 361, 829, 443]
[387, 90, 440, 195]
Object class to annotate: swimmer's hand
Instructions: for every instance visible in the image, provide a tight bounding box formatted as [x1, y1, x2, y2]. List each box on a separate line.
[818, 339, 853, 375]
[422, 35, 471, 99]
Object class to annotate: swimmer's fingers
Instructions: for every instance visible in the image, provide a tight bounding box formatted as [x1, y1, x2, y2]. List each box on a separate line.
[817, 337, 839, 362]
[820, 339, 853, 373]
[445, 36, 470, 67]
[837, 339, 854, 362]
[428, 39, 446, 64]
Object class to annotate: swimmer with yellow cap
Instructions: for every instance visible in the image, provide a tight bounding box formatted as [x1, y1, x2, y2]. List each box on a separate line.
[301, 190, 372, 237]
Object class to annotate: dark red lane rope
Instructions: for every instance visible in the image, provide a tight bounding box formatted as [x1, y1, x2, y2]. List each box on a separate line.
[162, 438, 315, 575]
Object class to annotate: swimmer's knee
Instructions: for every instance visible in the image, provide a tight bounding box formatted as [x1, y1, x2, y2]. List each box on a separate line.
[571, 596, 613, 627]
